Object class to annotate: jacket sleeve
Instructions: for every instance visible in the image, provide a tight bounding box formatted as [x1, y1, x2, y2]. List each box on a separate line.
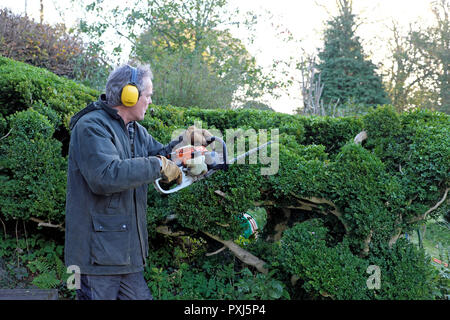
[146, 133, 183, 158]
[74, 119, 162, 195]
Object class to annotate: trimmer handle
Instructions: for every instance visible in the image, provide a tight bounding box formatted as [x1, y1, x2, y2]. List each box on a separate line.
[153, 171, 195, 195]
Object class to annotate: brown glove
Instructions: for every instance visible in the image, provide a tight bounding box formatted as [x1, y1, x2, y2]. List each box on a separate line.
[183, 126, 213, 146]
[157, 156, 182, 184]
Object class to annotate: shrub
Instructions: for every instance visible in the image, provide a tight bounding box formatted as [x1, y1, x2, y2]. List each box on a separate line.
[278, 219, 370, 300]
[0, 56, 98, 122]
[300, 115, 364, 155]
[0, 9, 111, 90]
[0, 59, 448, 300]
[279, 220, 439, 300]
[367, 238, 438, 300]
[0, 8, 82, 77]
[0, 109, 67, 224]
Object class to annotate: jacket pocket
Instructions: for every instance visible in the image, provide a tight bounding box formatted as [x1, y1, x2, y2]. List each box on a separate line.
[90, 214, 131, 266]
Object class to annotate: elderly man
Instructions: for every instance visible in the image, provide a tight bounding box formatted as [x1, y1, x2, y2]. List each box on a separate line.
[64, 64, 210, 300]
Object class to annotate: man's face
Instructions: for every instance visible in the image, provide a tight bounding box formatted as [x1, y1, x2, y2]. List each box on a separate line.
[130, 78, 153, 121]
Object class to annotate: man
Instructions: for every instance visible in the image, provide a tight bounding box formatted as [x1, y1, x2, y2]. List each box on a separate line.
[64, 64, 211, 300]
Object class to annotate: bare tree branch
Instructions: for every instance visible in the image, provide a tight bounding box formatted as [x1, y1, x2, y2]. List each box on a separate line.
[206, 245, 226, 256]
[408, 187, 449, 223]
[202, 231, 268, 274]
[29, 217, 65, 231]
[289, 192, 350, 233]
[0, 129, 12, 141]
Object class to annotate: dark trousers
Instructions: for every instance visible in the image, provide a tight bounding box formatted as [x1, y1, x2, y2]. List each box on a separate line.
[76, 272, 153, 300]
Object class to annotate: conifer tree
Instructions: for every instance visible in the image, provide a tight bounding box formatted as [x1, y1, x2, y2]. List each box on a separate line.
[317, 0, 389, 108]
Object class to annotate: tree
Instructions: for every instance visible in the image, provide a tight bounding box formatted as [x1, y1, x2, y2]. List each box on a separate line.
[385, 0, 449, 114]
[385, 22, 419, 112]
[239, 100, 274, 111]
[316, 0, 389, 108]
[386, 0, 450, 113]
[409, 0, 449, 113]
[77, 0, 279, 109]
[134, 21, 265, 109]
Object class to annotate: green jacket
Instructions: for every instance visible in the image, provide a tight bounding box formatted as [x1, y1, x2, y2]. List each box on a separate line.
[64, 96, 179, 275]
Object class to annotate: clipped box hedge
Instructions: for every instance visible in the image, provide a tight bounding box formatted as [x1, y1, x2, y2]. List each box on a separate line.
[0, 57, 448, 299]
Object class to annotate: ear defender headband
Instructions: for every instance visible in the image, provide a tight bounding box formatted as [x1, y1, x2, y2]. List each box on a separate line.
[121, 66, 139, 107]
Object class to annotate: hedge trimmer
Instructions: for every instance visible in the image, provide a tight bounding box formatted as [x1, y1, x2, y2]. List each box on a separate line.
[153, 136, 272, 194]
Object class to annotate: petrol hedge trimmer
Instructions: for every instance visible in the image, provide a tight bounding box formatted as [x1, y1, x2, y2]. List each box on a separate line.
[153, 136, 272, 194]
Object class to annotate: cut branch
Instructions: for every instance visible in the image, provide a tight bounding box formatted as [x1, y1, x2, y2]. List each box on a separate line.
[214, 190, 228, 199]
[389, 227, 403, 248]
[0, 128, 12, 141]
[206, 246, 226, 257]
[156, 225, 186, 237]
[202, 231, 268, 274]
[389, 213, 403, 248]
[0, 218, 6, 239]
[361, 230, 373, 256]
[353, 130, 367, 144]
[29, 217, 65, 231]
[253, 200, 275, 207]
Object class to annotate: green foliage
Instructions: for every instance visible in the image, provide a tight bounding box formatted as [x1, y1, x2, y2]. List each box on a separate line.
[239, 101, 274, 111]
[279, 220, 439, 300]
[0, 56, 98, 127]
[363, 106, 450, 223]
[328, 144, 399, 244]
[0, 60, 448, 300]
[0, 109, 67, 223]
[0, 233, 71, 295]
[0, 114, 7, 136]
[279, 219, 370, 300]
[28, 255, 66, 289]
[169, 163, 263, 240]
[144, 260, 288, 300]
[299, 115, 363, 154]
[235, 268, 290, 299]
[184, 107, 305, 142]
[367, 238, 439, 299]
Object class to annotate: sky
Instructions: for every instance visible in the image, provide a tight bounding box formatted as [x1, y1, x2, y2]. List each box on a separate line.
[0, 0, 437, 114]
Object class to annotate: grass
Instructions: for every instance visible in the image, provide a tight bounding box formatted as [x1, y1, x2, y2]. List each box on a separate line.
[407, 217, 450, 266]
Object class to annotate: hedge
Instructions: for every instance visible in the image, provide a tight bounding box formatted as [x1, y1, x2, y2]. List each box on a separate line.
[0, 57, 448, 299]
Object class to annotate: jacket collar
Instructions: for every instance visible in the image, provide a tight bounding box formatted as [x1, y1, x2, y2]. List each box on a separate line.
[98, 94, 121, 120]
[69, 94, 123, 130]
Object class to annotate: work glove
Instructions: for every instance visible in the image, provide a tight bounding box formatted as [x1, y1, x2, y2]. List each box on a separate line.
[185, 156, 208, 176]
[182, 126, 213, 146]
[157, 156, 183, 184]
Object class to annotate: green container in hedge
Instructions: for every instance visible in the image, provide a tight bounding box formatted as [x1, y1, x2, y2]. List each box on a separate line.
[239, 207, 267, 239]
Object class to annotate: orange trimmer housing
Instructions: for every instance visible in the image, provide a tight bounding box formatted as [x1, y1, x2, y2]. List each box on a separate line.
[169, 145, 208, 166]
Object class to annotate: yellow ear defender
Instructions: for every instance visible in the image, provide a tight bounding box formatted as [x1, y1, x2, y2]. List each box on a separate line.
[121, 66, 139, 107]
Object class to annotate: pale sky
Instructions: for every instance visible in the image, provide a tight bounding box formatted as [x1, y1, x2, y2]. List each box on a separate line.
[0, 0, 437, 114]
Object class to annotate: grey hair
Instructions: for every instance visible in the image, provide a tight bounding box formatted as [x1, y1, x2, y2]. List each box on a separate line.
[105, 64, 153, 107]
